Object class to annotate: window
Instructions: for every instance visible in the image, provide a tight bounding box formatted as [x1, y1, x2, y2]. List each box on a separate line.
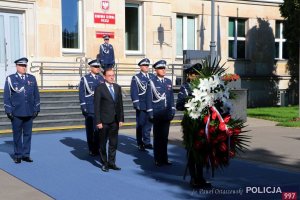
[228, 18, 246, 59]
[275, 21, 288, 59]
[176, 15, 196, 56]
[125, 3, 142, 54]
[61, 0, 82, 52]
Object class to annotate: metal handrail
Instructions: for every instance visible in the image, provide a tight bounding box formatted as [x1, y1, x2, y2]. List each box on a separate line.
[30, 59, 189, 89]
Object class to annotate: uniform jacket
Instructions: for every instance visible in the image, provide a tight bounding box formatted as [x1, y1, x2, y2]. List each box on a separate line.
[79, 73, 104, 114]
[146, 76, 175, 121]
[130, 72, 155, 110]
[99, 43, 115, 65]
[94, 83, 124, 124]
[176, 82, 192, 111]
[3, 73, 40, 117]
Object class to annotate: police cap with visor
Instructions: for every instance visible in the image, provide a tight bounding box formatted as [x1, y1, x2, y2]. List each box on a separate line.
[14, 57, 28, 66]
[184, 63, 202, 74]
[88, 59, 101, 68]
[153, 60, 167, 69]
[138, 58, 150, 67]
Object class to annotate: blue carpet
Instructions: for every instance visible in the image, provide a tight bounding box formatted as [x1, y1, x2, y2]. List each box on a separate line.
[0, 130, 299, 200]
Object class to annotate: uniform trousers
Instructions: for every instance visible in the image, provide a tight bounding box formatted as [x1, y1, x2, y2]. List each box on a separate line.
[101, 64, 114, 69]
[85, 114, 99, 154]
[136, 110, 152, 146]
[153, 119, 170, 163]
[188, 152, 204, 183]
[12, 116, 33, 158]
[98, 121, 119, 165]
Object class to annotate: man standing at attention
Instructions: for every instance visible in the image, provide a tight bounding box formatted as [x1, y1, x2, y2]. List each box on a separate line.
[94, 68, 124, 172]
[146, 60, 175, 166]
[3, 57, 40, 164]
[130, 58, 155, 151]
[79, 59, 105, 156]
[97, 35, 115, 69]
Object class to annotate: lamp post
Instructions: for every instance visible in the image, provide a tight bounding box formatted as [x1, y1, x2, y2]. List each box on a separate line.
[210, 0, 216, 63]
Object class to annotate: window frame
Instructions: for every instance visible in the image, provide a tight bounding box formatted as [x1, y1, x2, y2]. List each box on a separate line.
[176, 14, 197, 58]
[125, 2, 143, 55]
[275, 20, 287, 60]
[228, 17, 247, 59]
[61, 0, 83, 54]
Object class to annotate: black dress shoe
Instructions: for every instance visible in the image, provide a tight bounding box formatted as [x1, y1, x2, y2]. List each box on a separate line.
[89, 151, 97, 157]
[101, 165, 109, 172]
[144, 144, 153, 149]
[164, 160, 172, 165]
[155, 161, 163, 167]
[190, 178, 212, 189]
[14, 158, 21, 164]
[199, 181, 212, 188]
[108, 164, 121, 170]
[22, 157, 33, 162]
[138, 144, 146, 151]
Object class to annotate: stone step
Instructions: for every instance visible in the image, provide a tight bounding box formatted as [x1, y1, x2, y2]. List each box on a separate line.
[0, 90, 183, 133]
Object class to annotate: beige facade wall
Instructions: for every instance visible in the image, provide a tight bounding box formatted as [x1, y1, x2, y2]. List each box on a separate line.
[0, 0, 288, 89]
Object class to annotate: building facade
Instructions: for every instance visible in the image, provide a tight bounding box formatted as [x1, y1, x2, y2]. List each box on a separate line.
[0, 0, 289, 106]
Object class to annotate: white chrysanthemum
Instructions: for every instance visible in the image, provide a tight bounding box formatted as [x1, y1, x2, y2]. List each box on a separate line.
[192, 88, 203, 102]
[185, 98, 197, 111]
[184, 74, 231, 119]
[190, 111, 201, 119]
[208, 75, 221, 88]
[198, 79, 210, 91]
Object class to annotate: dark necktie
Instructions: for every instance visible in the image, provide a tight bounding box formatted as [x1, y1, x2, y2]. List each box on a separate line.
[21, 75, 24, 80]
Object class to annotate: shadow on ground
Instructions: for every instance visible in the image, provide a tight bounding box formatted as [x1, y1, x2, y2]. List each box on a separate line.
[60, 137, 101, 168]
[117, 135, 199, 199]
[238, 148, 300, 172]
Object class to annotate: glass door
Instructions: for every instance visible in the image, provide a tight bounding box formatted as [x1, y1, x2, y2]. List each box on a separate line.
[0, 12, 24, 89]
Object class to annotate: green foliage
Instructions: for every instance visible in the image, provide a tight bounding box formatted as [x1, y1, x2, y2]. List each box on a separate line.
[196, 57, 227, 79]
[280, 1, 300, 96]
[247, 106, 300, 127]
[181, 112, 250, 171]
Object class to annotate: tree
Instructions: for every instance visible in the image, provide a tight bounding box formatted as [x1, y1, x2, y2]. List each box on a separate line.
[280, 0, 300, 103]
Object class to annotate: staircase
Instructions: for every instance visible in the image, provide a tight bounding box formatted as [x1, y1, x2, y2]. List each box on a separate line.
[0, 90, 183, 134]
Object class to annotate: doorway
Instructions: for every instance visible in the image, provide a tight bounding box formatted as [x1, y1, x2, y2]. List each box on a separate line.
[0, 11, 24, 89]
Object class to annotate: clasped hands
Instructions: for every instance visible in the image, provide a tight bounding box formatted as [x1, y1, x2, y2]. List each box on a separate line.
[96, 122, 123, 130]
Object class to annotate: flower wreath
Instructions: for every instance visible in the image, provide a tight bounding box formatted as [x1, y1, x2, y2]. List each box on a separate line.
[181, 58, 250, 176]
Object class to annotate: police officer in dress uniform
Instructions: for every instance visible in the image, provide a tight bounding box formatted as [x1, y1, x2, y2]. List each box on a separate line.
[79, 59, 105, 156]
[3, 57, 40, 164]
[146, 60, 175, 166]
[176, 63, 202, 110]
[130, 58, 155, 151]
[97, 35, 115, 69]
[176, 63, 211, 188]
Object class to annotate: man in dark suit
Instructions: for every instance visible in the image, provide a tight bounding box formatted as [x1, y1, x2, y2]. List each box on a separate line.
[3, 57, 40, 164]
[79, 59, 105, 156]
[94, 68, 124, 172]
